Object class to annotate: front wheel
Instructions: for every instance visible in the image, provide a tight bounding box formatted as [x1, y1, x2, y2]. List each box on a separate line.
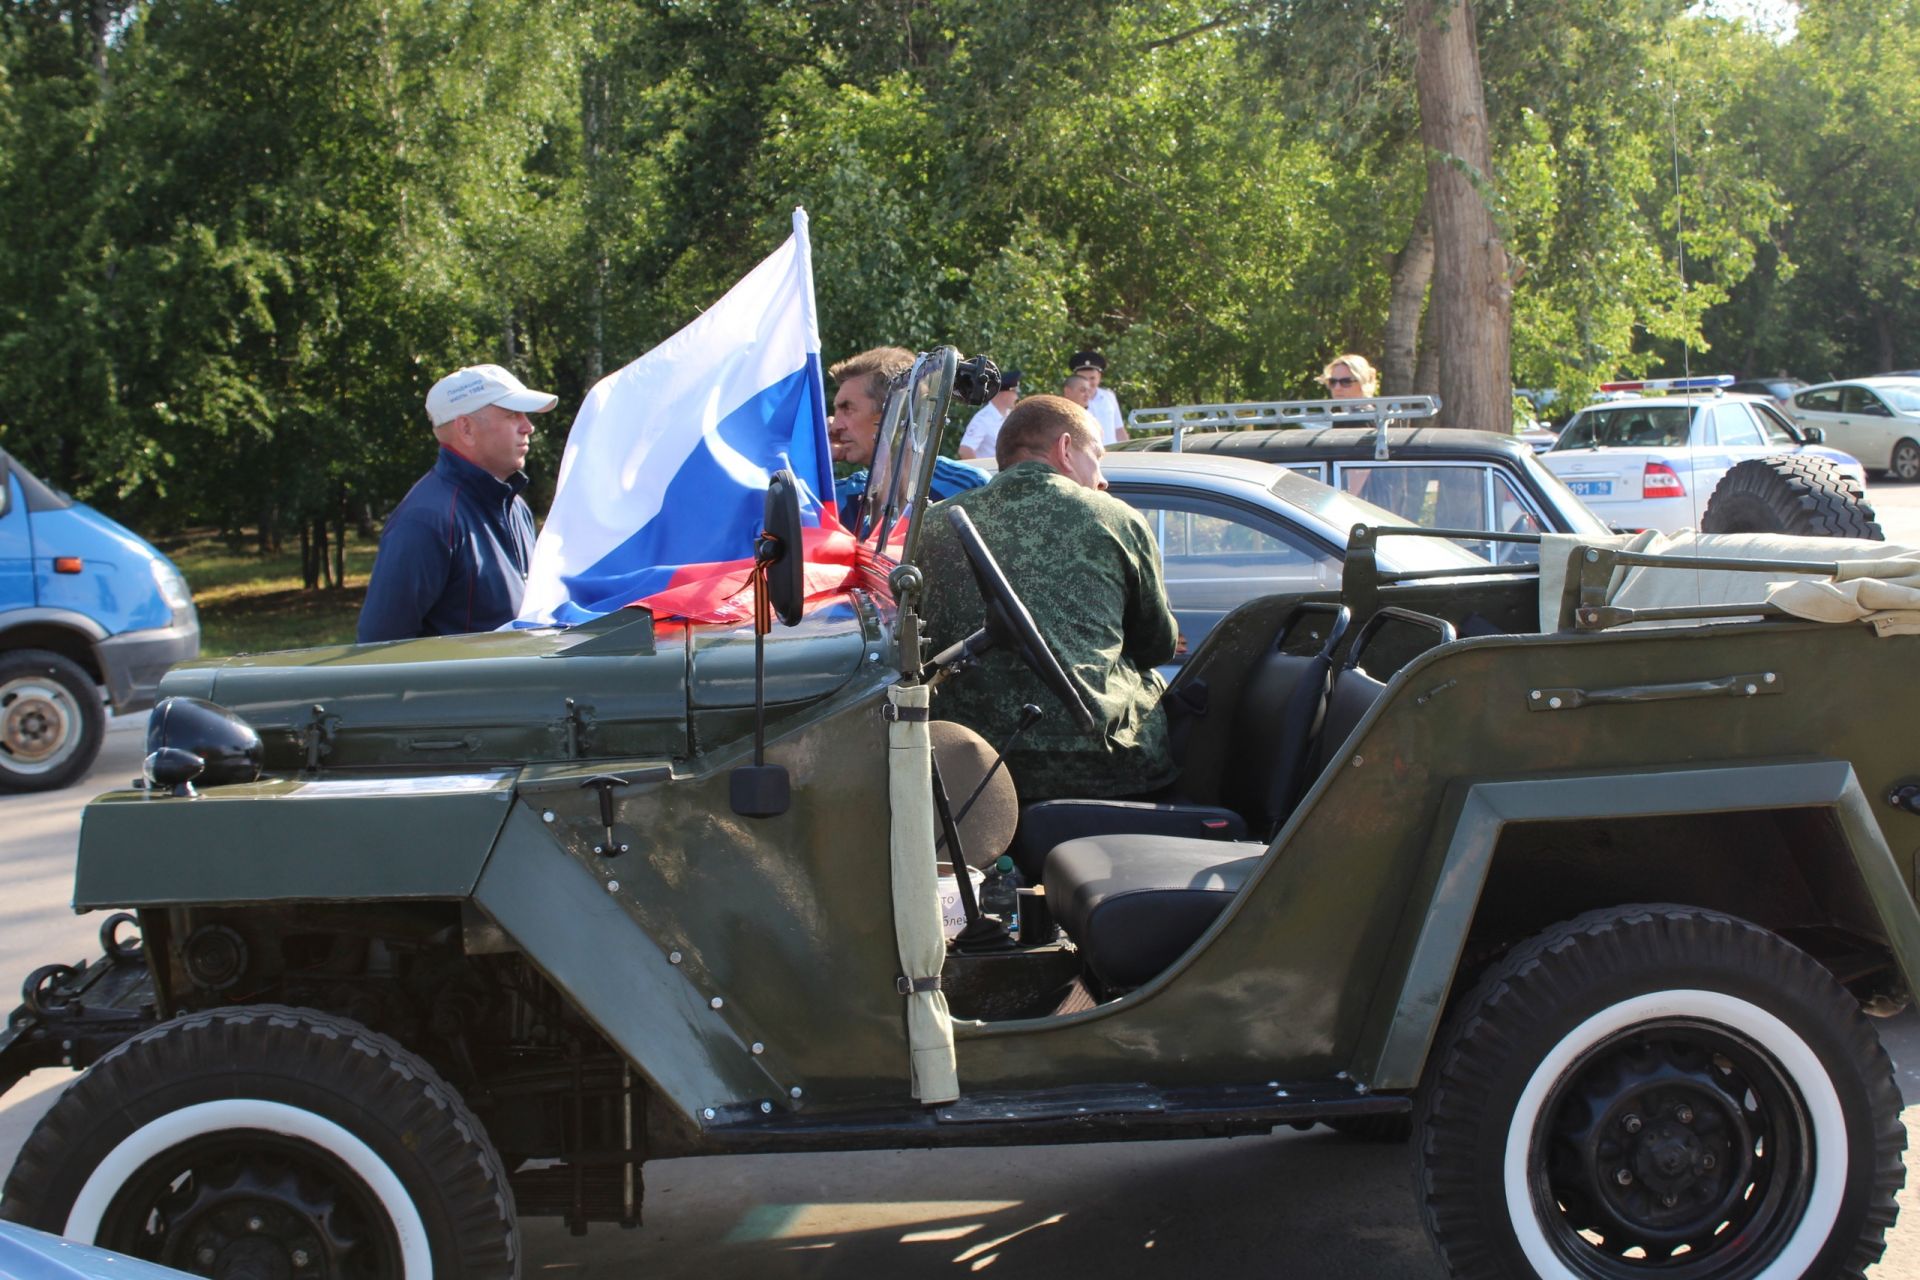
[1417, 905, 1904, 1279]
[0, 1005, 519, 1279]
[0, 649, 105, 791]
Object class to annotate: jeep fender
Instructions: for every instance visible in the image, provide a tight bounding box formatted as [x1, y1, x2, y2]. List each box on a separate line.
[1356, 760, 1920, 1090]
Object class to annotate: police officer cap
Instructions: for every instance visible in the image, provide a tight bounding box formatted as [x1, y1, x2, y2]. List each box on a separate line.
[1068, 350, 1107, 374]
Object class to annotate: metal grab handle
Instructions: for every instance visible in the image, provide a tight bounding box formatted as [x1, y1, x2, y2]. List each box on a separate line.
[1526, 671, 1783, 712]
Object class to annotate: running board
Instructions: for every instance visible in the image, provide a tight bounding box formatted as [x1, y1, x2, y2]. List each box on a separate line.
[697, 1079, 1406, 1154]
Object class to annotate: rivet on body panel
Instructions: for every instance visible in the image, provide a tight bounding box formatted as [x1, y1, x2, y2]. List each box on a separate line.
[710, 996, 724, 1010]
[605, 880, 620, 893]
[669, 951, 683, 965]
[703, 1108, 716, 1121]
[542, 810, 556, 823]
[789, 1086, 802, 1099]
[760, 1101, 773, 1114]
[751, 1042, 765, 1055]
[1351, 755, 1364, 767]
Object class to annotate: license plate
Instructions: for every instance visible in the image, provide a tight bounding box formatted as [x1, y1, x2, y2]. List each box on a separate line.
[1567, 478, 1614, 498]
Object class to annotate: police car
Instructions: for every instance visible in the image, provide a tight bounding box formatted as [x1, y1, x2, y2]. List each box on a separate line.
[1541, 375, 1870, 534]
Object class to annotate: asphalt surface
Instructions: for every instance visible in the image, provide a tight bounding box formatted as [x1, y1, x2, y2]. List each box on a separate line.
[3, 479, 1920, 1276]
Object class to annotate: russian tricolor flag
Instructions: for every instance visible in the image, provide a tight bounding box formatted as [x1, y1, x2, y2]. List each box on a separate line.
[518, 209, 851, 627]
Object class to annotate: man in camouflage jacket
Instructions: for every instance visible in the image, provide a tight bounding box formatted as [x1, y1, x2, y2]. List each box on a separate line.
[918, 395, 1178, 801]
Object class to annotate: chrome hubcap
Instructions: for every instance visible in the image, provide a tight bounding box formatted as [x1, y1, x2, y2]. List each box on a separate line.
[0, 676, 81, 773]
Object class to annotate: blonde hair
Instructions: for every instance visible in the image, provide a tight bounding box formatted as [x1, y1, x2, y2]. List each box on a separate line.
[1321, 353, 1379, 396]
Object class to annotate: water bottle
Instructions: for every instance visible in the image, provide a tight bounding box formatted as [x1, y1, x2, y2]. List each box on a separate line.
[979, 854, 1021, 938]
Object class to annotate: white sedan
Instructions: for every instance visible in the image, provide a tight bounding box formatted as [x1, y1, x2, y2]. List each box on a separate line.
[1787, 377, 1920, 481]
[1541, 381, 1867, 533]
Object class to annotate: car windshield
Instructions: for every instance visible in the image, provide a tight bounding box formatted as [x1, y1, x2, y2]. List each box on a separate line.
[1881, 384, 1920, 413]
[1553, 405, 1694, 450]
[1267, 470, 1492, 572]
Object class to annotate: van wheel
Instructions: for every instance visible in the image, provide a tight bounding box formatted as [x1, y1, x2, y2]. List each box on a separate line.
[1699, 457, 1883, 540]
[1417, 905, 1903, 1279]
[0, 649, 105, 791]
[1888, 440, 1920, 483]
[0, 1005, 519, 1279]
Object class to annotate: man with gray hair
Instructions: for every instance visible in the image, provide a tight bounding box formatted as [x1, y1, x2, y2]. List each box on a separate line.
[918, 395, 1177, 801]
[357, 363, 558, 643]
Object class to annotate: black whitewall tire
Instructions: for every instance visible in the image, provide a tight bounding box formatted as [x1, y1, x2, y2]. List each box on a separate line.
[1, 1004, 518, 1279]
[1418, 905, 1903, 1280]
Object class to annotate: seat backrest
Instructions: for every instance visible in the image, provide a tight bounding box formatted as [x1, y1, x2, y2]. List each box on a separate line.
[1308, 606, 1458, 781]
[1222, 602, 1350, 834]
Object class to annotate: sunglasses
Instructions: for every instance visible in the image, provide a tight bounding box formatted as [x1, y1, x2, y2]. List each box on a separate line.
[1325, 376, 1359, 388]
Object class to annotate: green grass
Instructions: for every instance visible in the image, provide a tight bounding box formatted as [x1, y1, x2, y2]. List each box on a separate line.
[158, 530, 376, 659]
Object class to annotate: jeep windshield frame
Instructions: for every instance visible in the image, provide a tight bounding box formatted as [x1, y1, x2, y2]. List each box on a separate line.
[860, 346, 959, 568]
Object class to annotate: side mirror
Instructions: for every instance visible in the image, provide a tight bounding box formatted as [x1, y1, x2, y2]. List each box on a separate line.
[763, 469, 806, 628]
[1800, 424, 1825, 443]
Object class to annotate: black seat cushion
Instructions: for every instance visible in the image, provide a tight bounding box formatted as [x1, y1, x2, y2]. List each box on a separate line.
[1010, 800, 1246, 881]
[1045, 834, 1265, 991]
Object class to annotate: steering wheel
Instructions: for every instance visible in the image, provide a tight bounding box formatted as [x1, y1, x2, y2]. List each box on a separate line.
[944, 507, 1097, 733]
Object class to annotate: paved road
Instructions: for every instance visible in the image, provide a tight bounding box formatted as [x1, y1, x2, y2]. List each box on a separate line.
[5, 482, 1920, 1276]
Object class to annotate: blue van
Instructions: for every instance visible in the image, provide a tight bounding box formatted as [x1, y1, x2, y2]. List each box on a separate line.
[0, 448, 199, 791]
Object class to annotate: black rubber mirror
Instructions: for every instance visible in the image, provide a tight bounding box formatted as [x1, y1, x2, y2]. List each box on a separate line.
[763, 469, 806, 628]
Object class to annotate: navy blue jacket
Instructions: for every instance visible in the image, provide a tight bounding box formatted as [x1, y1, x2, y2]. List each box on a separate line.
[357, 448, 536, 643]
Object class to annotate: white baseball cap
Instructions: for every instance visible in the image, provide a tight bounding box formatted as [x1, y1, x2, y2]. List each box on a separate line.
[426, 363, 558, 427]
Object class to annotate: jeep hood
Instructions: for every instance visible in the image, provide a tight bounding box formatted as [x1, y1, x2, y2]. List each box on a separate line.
[157, 595, 886, 772]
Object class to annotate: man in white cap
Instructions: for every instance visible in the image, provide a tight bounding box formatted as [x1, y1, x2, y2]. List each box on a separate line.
[357, 363, 559, 642]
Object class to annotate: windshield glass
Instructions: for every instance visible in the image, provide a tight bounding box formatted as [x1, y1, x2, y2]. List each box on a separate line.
[868, 348, 956, 564]
[1268, 470, 1492, 572]
[1553, 404, 1694, 450]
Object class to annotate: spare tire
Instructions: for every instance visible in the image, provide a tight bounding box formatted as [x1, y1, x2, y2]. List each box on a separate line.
[1700, 455, 1884, 540]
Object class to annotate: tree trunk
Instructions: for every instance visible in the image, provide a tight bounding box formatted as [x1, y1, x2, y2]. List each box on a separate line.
[1381, 193, 1434, 395]
[332, 486, 347, 589]
[299, 522, 316, 590]
[1408, 0, 1511, 430]
[1413, 312, 1440, 396]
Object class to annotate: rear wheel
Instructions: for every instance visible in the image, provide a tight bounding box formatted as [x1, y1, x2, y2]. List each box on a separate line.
[1699, 456, 1882, 540]
[0, 649, 105, 791]
[0, 1005, 519, 1279]
[1888, 440, 1920, 483]
[1418, 905, 1903, 1279]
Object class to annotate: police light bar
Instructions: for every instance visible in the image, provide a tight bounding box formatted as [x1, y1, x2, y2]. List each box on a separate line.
[1598, 375, 1736, 394]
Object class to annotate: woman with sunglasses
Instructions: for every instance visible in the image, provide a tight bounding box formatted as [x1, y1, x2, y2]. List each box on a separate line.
[1318, 353, 1379, 398]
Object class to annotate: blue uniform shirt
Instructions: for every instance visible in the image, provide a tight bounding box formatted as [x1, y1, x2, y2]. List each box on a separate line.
[834, 455, 987, 515]
[357, 448, 536, 643]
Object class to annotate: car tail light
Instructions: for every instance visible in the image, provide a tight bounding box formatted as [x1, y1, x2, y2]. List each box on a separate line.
[1642, 462, 1686, 499]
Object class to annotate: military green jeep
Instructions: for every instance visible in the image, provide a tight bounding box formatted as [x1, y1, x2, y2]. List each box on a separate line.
[2, 349, 1914, 1280]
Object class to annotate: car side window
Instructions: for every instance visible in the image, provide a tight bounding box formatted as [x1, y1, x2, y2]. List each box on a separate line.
[1120, 494, 1340, 610]
[1750, 402, 1800, 445]
[1713, 405, 1765, 447]
[1841, 387, 1891, 417]
[1797, 388, 1841, 413]
[0, 466, 11, 519]
[1338, 461, 1493, 526]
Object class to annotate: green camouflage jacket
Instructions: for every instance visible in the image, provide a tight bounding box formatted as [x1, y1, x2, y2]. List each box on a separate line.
[917, 460, 1179, 802]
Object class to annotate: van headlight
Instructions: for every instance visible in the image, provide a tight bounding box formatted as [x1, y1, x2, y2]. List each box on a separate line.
[152, 559, 194, 613]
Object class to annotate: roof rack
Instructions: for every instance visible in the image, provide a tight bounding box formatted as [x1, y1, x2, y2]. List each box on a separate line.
[1125, 396, 1442, 461]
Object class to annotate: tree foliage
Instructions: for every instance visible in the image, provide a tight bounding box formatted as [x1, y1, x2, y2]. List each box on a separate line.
[0, 0, 1911, 562]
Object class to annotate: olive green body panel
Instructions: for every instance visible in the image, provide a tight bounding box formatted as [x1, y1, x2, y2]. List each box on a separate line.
[1356, 760, 1920, 1090]
[955, 617, 1920, 1096]
[470, 801, 794, 1123]
[73, 772, 517, 908]
[479, 664, 914, 1122]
